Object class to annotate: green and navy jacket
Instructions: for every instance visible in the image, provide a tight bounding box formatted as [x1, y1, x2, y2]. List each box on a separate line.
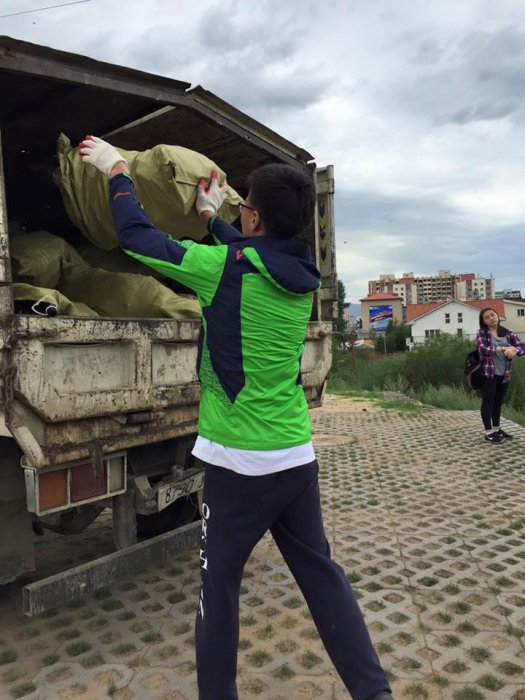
[109, 174, 321, 450]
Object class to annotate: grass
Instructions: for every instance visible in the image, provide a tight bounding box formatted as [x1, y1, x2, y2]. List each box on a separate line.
[328, 339, 525, 426]
[272, 663, 295, 680]
[452, 690, 486, 700]
[172, 621, 192, 635]
[420, 576, 439, 587]
[246, 650, 272, 668]
[477, 674, 504, 691]
[240, 614, 256, 626]
[300, 650, 323, 669]
[42, 654, 59, 666]
[282, 596, 302, 609]
[441, 634, 461, 648]
[444, 660, 468, 674]
[167, 591, 186, 604]
[347, 571, 361, 583]
[65, 641, 91, 657]
[257, 624, 274, 640]
[100, 599, 123, 611]
[377, 641, 394, 654]
[452, 601, 472, 615]
[112, 643, 136, 656]
[81, 652, 104, 668]
[457, 621, 477, 633]
[9, 682, 35, 698]
[140, 632, 163, 644]
[405, 683, 429, 699]
[497, 661, 523, 676]
[0, 651, 17, 665]
[468, 647, 491, 662]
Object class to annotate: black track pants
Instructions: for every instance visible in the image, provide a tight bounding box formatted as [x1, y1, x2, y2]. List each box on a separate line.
[195, 460, 391, 700]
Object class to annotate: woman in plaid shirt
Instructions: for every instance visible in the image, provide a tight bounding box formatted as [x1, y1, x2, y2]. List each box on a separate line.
[476, 307, 525, 443]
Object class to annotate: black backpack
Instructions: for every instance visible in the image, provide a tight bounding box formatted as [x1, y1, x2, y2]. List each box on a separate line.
[465, 349, 483, 390]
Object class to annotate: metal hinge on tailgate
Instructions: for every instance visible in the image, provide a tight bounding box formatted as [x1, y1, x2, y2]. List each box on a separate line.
[315, 165, 337, 322]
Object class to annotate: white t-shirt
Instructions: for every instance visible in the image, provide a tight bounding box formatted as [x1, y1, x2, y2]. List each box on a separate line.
[192, 436, 315, 476]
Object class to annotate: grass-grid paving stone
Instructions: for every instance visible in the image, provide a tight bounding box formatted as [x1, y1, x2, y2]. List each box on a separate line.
[0, 398, 523, 700]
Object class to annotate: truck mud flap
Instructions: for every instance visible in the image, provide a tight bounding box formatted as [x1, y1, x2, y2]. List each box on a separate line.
[22, 519, 201, 616]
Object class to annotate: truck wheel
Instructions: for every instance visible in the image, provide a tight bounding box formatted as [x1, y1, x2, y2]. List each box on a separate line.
[135, 435, 201, 539]
[0, 438, 34, 584]
[136, 493, 200, 539]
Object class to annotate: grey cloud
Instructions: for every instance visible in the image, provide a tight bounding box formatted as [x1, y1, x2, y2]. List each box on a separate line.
[115, 9, 327, 112]
[414, 38, 444, 66]
[461, 26, 525, 62]
[335, 187, 524, 286]
[118, 25, 197, 76]
[198, 7, 294, 59]
[389, 26, 525, 126]
[197, 1, 306, 59]
[217, 69, 328, 111]
[448, 100, 517, 125]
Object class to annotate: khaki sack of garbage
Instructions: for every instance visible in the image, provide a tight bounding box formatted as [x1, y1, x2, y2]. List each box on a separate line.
[10, 230, 72, 289]
[10, 230, 201, 320]
[54, 133, 242, 250]
[76, 243, 165, 280]
[13, 282, 99, 317]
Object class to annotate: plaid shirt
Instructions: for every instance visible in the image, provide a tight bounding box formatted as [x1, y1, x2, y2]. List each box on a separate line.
[475, 328, 525, 383]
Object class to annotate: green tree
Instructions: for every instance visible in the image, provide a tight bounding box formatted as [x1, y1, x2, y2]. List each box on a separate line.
[333, 279, 349, 334]
[374, 320, 410, 354]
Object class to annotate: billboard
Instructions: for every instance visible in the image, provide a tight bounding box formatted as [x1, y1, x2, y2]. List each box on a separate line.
[369, 305, 393, 331]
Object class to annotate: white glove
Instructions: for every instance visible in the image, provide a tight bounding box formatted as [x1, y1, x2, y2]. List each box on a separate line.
[79, 135, 127, 176]
[196, 170, 228, 216]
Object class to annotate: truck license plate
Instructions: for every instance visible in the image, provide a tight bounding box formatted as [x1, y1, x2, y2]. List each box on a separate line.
[157, 472, 204, 512]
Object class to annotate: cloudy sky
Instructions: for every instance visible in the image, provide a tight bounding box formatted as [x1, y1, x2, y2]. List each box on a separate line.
[2, 0, 525, 302]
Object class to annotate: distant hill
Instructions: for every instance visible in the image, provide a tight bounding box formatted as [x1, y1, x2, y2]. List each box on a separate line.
[345, 303, 361, 317]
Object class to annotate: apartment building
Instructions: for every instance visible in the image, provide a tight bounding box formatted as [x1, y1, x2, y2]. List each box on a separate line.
[368, 271, 495, 304]
[495, 289, 523, 300]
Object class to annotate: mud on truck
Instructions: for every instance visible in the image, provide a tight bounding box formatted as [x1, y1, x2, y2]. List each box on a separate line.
[0, 36, 337, 614]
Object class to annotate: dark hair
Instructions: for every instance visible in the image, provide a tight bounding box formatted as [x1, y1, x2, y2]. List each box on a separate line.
[247, 163, 316, 240]
[479, 306, 508, 336]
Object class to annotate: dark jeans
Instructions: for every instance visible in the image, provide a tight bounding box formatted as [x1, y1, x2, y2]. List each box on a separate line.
[480, 375, 508, 430]
[195, 460, 391, 700]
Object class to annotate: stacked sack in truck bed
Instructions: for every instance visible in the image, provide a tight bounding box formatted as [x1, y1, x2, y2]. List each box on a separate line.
[10, 230, 201, 319]
[11, 134, 244, 319]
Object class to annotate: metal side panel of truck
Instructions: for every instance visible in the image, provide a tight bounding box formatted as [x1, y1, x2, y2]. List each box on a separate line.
[0, 36, 337, 601]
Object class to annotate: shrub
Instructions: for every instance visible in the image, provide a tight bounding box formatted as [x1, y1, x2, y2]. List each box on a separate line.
[329, 335, 525, 426]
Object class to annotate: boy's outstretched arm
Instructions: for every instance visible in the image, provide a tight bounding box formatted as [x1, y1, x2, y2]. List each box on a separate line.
[196, 170, 244, 245]
[78, 136, 226, 301]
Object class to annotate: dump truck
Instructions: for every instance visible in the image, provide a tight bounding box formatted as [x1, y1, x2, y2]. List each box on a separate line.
[0, 36, 337, 613]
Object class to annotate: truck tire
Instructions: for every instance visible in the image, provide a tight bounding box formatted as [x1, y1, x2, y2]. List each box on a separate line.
[0, 438, 35, 585]
[136, 493, 200, 539]
[136, 435, 201, 539]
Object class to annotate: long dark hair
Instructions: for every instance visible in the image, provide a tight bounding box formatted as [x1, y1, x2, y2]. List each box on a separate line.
[479, 307, 508, 336]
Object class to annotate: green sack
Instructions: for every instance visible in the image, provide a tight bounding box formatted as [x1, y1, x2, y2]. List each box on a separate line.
[54, 134, 243, 250]
[11, 230, 201, 320]
[9, 230, 74, 289]
[10, 230, 76, 289]
[59, 259, 201, 319]
[76, 243, 164, 279]
[13, 283, 99, 317]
